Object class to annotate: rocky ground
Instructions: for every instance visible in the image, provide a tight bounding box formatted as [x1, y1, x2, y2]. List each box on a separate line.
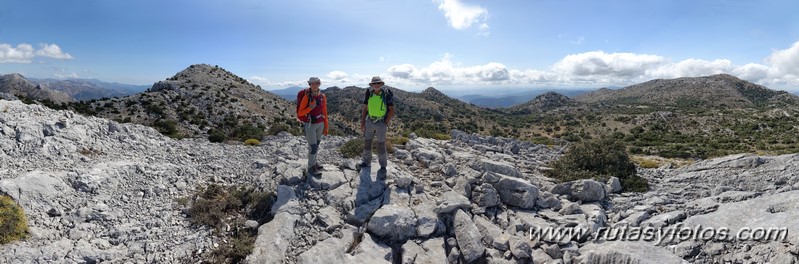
[1, 98, 799, 263]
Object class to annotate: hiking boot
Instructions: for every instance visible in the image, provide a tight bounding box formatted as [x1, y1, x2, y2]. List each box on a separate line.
[376, 166, 387, 180]
[308, 167, 322, 177]
[313, 164, 324, 171]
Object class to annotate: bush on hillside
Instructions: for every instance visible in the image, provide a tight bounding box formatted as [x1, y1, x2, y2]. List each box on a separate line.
[546, 136, 648, 192]
[266, 117, 302, 136]
[184, 184, 275, 263]
[208, 129, 226, 143]
[389, 136, 409, 146]
[232, 124, 265, 141]
[0, 195, 28, 245]
[243, 138, 261, 146]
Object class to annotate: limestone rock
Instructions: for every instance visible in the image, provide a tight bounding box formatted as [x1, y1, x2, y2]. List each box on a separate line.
[454, 209, 486, 263]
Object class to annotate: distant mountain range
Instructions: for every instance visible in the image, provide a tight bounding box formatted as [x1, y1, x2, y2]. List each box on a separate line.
[272, 86, 591, 108]
[5, 66, 799, 157]
[270, 86, 306, 101]
[0, 73, 74, 104]
[31, 78, 148, 100]
[0, 74, 147, 102]
[457, 89, 590, 108]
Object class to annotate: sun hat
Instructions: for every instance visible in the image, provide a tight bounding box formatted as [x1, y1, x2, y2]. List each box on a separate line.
[369, 76, 384, 84]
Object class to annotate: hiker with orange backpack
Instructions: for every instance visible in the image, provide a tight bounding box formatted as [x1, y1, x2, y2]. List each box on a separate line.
[297, 77, 328, 176]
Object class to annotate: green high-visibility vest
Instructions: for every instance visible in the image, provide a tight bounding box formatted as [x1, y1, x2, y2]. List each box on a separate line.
[367, 93, 387, 117]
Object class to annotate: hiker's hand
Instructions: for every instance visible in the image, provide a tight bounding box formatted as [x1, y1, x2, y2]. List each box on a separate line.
[309, 99, 317, 108]
[360, 122, 365, 132]
[384, 119, 390, 127]
[323, 129, 329, 136]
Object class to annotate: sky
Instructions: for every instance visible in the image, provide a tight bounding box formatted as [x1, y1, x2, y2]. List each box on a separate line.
[2, 0, 799, 92]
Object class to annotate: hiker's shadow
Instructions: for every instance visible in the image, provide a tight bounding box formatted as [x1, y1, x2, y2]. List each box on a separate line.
[349, 166, 390, 226]
[354, 167, 387, 207]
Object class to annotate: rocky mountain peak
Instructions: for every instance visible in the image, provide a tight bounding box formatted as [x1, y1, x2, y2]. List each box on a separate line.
[422, 87, 445, 97]
[75, 64, 295, 140]
[510, 91, 576, 113]
[0, 73, 73, 104]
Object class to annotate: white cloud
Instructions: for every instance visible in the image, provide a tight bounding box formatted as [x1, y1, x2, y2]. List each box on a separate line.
[388, 64, 417, 79]
[326, 71, 348, 81]
[382, 48, 799, 88]
[731, 63, 770, 82]
[478, 23, 490, 37]
[35, 43, 73, 59]
[553, 51, 666, 77]
[764, 40, 799, 86]
[248, 76, 270, 85]
[569, 36, 585, 45]
[385, 54, 510, 86]
[766, 41, 799, 75]
[434, 0, 489, 32]
[647, 59, 733, 79]
[54, 72, 79, 79]
[0, 43, 35, 63]
[0, 43, 73, 63]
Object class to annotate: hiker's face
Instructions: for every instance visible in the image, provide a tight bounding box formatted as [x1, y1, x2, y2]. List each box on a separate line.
[309, 82, 321, 92]
[370, 83, 383, 90]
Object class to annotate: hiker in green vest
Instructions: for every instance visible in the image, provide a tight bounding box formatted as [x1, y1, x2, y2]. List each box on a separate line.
[359, 76, 395, 177]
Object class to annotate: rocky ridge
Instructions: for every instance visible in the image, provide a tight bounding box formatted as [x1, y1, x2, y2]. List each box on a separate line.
[574, 74, 799, 108]
[1, 98, 799, 263]
[0, 73, 73, 104]
[31, 78, 147, 101]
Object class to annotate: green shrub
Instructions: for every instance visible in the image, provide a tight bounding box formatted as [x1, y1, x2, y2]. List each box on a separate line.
[389, 136, 409, 146]
[339, 138, 364, 159]
[183, 184, 275, 263]
[208, 129, 226, 143]
[186, 184, 275, 229]
[243, 138, 261, 146]
[233, 124, 265, 141]
[267, 118, 302, 136]
[0, 195, 27, 245]
[153, 119, 178, 136]
[546, 136, 647, 192]
[432, 133, 451, 140]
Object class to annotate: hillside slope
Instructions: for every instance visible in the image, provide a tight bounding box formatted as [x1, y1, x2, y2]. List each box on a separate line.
[0, 73, 73, 104]
[324, 86, 502, 137]
[70, 64, 297, 140]
[575, 74, 799, 108]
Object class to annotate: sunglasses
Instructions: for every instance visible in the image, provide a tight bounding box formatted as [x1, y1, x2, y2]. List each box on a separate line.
[309, 82, 321, 85]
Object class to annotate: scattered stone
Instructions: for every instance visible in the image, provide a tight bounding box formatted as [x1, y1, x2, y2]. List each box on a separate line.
[454, 209, 486, 263]
[551, 179, 606, 202]
[434, 191, 471, 214]
[472, 183, 501, 208]
[367, 204, 417, 242]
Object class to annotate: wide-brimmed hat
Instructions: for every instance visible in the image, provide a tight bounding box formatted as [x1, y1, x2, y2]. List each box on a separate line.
[369, 76, 384, 84]
[308, 77, 320, 84]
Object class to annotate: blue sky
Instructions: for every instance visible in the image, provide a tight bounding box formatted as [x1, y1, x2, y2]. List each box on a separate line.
[2, 0, 799, 91]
